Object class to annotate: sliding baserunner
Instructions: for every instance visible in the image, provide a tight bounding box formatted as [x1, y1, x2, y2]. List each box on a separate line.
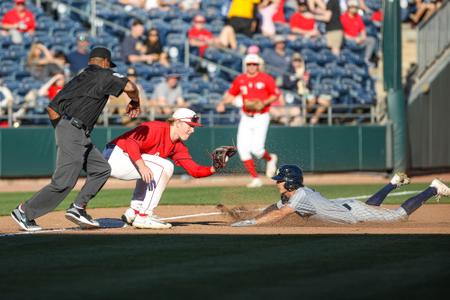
[232, 164, 450, 227]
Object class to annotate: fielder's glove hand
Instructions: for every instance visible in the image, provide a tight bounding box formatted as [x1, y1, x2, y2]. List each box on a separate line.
[211, 145, 237, 169]
[245, 100, 265, 112]
[231, 218, 257, 227]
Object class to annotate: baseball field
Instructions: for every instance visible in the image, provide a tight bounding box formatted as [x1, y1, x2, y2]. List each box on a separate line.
[1, 175, 450, 299]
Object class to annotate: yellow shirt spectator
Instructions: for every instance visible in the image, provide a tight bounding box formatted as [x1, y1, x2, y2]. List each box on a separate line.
[228, 0, 261, 19]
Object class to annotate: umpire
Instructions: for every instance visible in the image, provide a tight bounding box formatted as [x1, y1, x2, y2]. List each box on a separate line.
[11, 47, 141, 231]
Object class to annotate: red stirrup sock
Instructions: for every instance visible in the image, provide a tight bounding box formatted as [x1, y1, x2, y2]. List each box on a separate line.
[262, 150, 272, 161]
[243, 159, 258, 178]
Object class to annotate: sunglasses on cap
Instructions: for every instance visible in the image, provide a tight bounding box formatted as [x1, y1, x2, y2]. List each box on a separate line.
[176, 115, 201, 126]
[188, 115, 200, 123]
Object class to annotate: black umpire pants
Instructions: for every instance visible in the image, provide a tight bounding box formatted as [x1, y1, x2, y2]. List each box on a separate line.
[23, 118, 111, 220]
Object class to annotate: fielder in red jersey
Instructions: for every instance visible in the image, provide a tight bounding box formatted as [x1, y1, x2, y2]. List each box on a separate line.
[104, 108, 217, 229]
[216, 54, 279, 188]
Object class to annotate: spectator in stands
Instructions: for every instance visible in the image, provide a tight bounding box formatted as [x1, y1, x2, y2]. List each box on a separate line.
[289, 0, 321, 38]
[282, 53, 331, 125]
[13, 72, 66, 124]
[272, 0, 287, 23]
[318, 0, 343, 55]
[108, 67, 147, 126]
[119, 0, 176, 10]
[38, 72, 65, 101]
[227, 0, 260, 37]
[121, 19, 153, 64]
[1, 0, 35, 43]
[26, 42, 63, 80]
[409, 0, 440, 24]
[52, 50, 69, 77]
[188, 15, 237, 57]
[269, 93, 304, 126]
[258, 0, 280, 37]
[307, 0, 327, 14]
[340, 0, 376, 64]
[67, 32, 90, 75]
[151, 72, 186, 115]
[243, 45, 266, 71]
[179, 0, 201, 10]
[142, 28, 170, 66]
[0, 79, 14, 121]
[261, 35, 291, 73]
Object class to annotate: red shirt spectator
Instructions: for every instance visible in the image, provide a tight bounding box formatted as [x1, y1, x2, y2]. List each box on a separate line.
[372, 10, 383, 23]
[48, 84, 63, 101]
[188, 15, 214, 57]
[290, 12, 316, 31]
[1, 0, 36, 33]
[340, 11, 365, 38]
[289, 0, 319, 38]
[272, 0, 286, 23]
[188, 25, 214, 57]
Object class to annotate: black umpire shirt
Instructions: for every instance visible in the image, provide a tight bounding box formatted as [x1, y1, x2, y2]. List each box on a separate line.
[49, 64, 128, 130]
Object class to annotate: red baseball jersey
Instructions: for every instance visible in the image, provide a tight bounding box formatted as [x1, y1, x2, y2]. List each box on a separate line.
[1, 8, 35, 32]
[188, 27, 213, 57]
[340, 12, 365, 37]
[111, 121, 212, 178]
[228, 72, 279, 114]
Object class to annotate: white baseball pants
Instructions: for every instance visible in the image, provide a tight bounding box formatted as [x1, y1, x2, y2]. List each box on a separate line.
[237, 112, 270, 161]
[107, 145, 174, 214]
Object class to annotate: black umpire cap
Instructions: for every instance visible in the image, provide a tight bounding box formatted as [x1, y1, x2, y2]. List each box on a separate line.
[89, 47, 116, 67]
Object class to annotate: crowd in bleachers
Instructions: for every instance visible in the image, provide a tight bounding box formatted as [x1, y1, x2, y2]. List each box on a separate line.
[0, 0, 443, 128]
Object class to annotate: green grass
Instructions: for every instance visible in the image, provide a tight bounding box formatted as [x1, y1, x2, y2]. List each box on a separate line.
[0, 183, 447, 216]
[1, 235, 449, 299]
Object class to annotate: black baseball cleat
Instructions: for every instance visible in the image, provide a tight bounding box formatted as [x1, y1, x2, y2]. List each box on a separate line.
[65, 204, 100, 229]
[11, 205, 42, 232]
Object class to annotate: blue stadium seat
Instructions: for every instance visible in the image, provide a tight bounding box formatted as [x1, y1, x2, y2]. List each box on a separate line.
[235, 34, 253, 49]
[168, 19, 190, 34]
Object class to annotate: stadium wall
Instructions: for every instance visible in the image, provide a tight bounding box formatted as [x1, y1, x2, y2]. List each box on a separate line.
[0, 126, 388, 177]
[408, 59, 450, 170]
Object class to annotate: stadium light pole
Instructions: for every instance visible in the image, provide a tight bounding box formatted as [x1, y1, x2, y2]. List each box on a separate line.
[383, 0, 407, 172]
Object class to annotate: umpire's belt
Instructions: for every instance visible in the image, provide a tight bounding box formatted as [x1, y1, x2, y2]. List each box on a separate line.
[62, 114, 91, 137]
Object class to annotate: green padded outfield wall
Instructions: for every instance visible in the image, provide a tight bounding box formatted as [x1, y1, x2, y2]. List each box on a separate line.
[0, 126, 388, 177]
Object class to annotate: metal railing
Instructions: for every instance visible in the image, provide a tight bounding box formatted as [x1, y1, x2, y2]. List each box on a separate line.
[417, 0, 450, 76]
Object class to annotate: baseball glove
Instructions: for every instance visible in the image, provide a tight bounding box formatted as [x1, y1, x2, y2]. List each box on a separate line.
[245, 100, 265, 112]
[211, 146, 237, 169]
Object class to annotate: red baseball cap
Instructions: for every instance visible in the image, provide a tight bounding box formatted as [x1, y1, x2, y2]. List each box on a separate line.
[16, 0, 26, 4]
[172, 108, 202, 127]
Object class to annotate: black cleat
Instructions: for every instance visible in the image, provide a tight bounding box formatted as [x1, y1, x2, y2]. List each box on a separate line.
[11, 205, 41, 232]
[65, 204, 100, 229]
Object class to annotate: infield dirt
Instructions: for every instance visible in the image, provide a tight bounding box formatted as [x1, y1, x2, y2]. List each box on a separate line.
[1, 204, 450, 235]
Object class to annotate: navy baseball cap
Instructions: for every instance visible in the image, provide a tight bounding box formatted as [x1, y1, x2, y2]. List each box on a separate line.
[89, 47, 116, 67]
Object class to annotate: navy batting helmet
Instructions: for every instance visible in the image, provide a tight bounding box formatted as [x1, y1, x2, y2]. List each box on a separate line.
[271, 164, 304, 191]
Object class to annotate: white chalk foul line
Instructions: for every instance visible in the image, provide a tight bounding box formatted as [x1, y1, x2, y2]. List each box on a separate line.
[0, 227, 73, 237]
[1, 190, 422, 237]
[159, 212, 223, 221]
